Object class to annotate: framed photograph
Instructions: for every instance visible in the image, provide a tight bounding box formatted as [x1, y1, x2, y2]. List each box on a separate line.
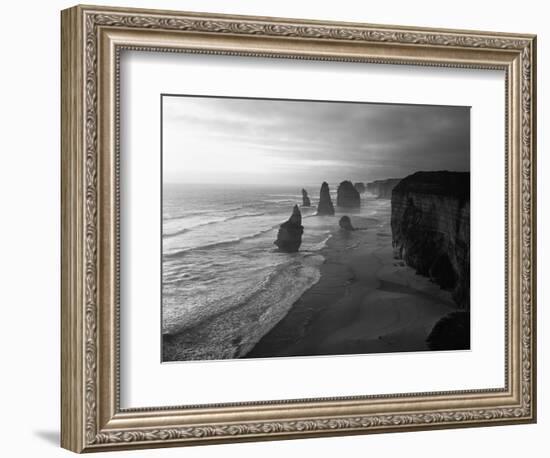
[61, 4, 537, 453]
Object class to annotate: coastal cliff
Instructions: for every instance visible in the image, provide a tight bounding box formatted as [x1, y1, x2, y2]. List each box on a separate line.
[354, 182, 366, 194]
[366, 178, 402, 199]
[391, 171, 470, 309]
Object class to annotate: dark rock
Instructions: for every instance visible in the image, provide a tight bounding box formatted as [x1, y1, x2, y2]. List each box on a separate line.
[301, 188, 311, 207]
[354, 182, 366, 194]
[427, 311, 470, 350]
[391, 171, 470, 309]
[366, 178, 402, 199]
[317, 182, 335, 215]
[274, 205, 304, 252]
[336, 180, 361, 208]
[339, 216, 354, 231]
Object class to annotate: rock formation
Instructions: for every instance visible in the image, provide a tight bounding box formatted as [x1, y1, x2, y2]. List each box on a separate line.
[301, 188, 311, 207]
[274, 205, 304, 252]
[354, 182, 366, 194]
[317, 182, 335, 215]
[427, 311, 470, 350]
[336, 180, 361, 208]
[366, 178, 402, 199]
[391, 171, 470, 309]
[339, 215, 354, 231]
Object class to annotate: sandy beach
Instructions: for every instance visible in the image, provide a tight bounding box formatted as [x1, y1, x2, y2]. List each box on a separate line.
[245, 203, 456, 358]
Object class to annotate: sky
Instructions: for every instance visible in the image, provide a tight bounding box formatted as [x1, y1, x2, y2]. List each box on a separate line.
[162, 95, 470, 186]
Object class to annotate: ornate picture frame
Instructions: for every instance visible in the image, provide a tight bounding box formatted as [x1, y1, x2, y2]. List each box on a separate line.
[61, 4, 536, 453]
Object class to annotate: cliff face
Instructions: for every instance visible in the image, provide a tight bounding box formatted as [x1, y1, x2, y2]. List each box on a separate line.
[366, 178, 402, 199]
[317, 182, 335, 215]
[337, 180, 361, 208]
[391, 171, 470, 309]
[354, 182, 366, 194]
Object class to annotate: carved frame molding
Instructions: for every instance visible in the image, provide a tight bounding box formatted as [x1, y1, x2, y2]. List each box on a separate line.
[61, 4, 536, 453]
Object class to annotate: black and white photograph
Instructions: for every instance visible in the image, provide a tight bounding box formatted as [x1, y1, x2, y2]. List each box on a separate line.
[161, 95, 471, 362]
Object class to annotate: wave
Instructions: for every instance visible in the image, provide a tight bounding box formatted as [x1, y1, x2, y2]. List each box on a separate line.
[164, 225, 278, 259]
[165, 210, 333, 256]
[262, 199, 298, 204]
[162, 254, 325, 357]
[163, 212, 267, 238]
[163, 210, 211, 221]
[310, 233, 333, 251]
[266, 193, 301, 198]
[163, 205, 248, 222]
[164, 228, 191, 238]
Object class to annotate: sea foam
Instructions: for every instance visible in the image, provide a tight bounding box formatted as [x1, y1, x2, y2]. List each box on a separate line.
[162, 253, 324, 361]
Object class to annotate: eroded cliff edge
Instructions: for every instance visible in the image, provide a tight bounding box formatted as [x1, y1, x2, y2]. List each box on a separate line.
[366, 178, 402, 199]
[391, 171, 470, 309]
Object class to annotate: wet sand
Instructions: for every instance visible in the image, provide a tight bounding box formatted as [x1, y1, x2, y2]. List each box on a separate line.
[245, 209, 456, 358]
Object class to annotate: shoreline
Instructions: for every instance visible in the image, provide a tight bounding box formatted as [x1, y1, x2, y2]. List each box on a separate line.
[245, 212, 457, 359]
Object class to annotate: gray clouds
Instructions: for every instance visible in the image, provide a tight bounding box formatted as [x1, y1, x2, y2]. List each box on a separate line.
[162, 95, 469, 185]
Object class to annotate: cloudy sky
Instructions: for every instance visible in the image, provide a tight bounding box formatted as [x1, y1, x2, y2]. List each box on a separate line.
[162, 95, 470, 186]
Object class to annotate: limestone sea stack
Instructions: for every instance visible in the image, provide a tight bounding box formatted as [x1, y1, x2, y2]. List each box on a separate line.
[317, 182, 335, 215]
[354, 182, 366, 194]
[274, 205, 304, 252]
[339, 215, 354, 231]
[366, 178, 402, 199]
[391, 171, 470, 309]
[301, 188, 311, 207]
[336, 180, 361, 208]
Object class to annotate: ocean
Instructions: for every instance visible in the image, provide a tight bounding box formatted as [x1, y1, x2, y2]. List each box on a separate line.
[162, 183, 385, 360]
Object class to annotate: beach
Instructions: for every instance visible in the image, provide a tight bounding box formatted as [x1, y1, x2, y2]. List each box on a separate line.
[245, 205, 456, 358]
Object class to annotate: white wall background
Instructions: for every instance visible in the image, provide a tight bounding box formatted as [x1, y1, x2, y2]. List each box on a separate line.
[0, 0, 545, 456]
